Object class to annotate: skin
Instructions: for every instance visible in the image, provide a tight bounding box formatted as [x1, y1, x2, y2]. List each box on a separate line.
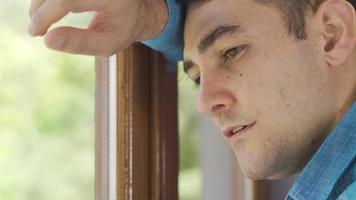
[184, 0, 356, 180]
[28, 0, 168, 56]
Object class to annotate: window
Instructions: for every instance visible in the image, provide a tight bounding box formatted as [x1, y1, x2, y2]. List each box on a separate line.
[0, 2, 94, 199]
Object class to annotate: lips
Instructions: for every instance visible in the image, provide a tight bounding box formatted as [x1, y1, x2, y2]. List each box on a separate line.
[223, 122, 256, 142]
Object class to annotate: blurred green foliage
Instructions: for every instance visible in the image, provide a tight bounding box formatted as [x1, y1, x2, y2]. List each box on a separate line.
[178, 63, 202, 200]
[0, 2, 95, 200]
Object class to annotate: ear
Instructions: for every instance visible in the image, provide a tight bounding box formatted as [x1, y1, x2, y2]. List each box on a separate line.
[317, 0, 356, 66]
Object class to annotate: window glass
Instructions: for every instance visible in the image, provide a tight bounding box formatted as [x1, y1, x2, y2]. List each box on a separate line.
[178, 62, 202, 200]
[0, 2, 94, 199]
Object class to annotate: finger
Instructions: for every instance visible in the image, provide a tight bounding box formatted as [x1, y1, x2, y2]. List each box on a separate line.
[44, 27, 128, 56]
[29, 0, 69, 36]
[29, 0, 45, 17]
[68, 0, 108, 13]
[28, 0, 109, 36]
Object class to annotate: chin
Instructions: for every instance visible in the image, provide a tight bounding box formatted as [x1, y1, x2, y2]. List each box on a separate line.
[239, 164, 269, 180]
[240, 164, 298, 180]
[242, 172, 266, 180]
[242, 168, 288, 180]
[237, 155, 296, 180]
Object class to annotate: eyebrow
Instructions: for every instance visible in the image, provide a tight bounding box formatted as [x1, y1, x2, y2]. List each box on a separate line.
[183, 25, 243, 74]
[198, 25, 242, 53]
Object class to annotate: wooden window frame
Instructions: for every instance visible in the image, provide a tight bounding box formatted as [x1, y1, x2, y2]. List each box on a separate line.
[95, 45, 178, 200]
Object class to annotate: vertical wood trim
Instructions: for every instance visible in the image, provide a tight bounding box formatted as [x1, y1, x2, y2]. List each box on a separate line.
[117, 46, 151, 200]
[253, 180, 270, 200]
[92, 45, 178, 200]
[150, 53, 178, 200]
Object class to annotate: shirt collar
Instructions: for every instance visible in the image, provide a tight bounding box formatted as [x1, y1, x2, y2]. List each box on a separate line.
[286, 102, 356, 200]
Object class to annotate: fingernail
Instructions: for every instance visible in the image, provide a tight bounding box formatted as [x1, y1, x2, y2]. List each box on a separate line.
[52, 36, 65, 50]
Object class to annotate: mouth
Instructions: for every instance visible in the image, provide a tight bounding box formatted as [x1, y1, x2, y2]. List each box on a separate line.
[223, 122, 256, 143]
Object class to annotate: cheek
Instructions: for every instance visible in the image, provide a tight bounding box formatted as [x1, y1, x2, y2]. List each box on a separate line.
[237, 43, 337, 144]
[241, 42, 329, 117]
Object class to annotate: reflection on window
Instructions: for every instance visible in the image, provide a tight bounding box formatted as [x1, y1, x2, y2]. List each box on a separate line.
[0, 2, 94, 200]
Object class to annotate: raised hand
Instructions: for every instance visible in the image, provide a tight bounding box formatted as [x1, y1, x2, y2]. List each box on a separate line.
[28, 0, 168, 56]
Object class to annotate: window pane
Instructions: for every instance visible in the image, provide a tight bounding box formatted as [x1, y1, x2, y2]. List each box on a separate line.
[0, 2, 94, 200]
[178, 62, 202, 200]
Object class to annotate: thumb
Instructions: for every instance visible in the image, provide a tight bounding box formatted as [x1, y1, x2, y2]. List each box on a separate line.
[44, 27, 128, 56]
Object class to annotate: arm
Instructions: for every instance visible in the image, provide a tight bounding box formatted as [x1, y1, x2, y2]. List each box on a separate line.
[28, 0, 184, 59]
[28, 0, 171, 56]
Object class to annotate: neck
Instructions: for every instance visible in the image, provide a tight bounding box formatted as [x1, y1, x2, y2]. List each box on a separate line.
[330, 60, 356, 129]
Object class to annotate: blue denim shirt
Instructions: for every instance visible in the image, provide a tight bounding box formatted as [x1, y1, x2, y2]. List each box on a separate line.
[286, 102, 356, 200]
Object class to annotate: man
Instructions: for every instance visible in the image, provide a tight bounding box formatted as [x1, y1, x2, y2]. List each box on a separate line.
[183, 0, 356, 199]
[28, 0, 355, 199]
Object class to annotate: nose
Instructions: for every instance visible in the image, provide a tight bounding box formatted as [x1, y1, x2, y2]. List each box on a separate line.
[196, 78, 236, 117]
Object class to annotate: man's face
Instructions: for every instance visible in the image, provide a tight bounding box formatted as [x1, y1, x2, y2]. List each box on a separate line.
[184, 0, 339, 180]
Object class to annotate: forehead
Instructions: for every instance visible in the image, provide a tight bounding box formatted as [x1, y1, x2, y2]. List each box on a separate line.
[184, 0, 283, 55]
[184, 0, 243, 40]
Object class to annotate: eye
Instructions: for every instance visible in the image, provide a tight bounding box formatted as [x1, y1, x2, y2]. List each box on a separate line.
[223, 45, 246, 62]
[185, 65, 201, 86]
[194, 77, 201, 86]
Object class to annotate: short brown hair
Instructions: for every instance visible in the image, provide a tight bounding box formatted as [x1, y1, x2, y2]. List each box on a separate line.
[181, 0, 356, 40]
